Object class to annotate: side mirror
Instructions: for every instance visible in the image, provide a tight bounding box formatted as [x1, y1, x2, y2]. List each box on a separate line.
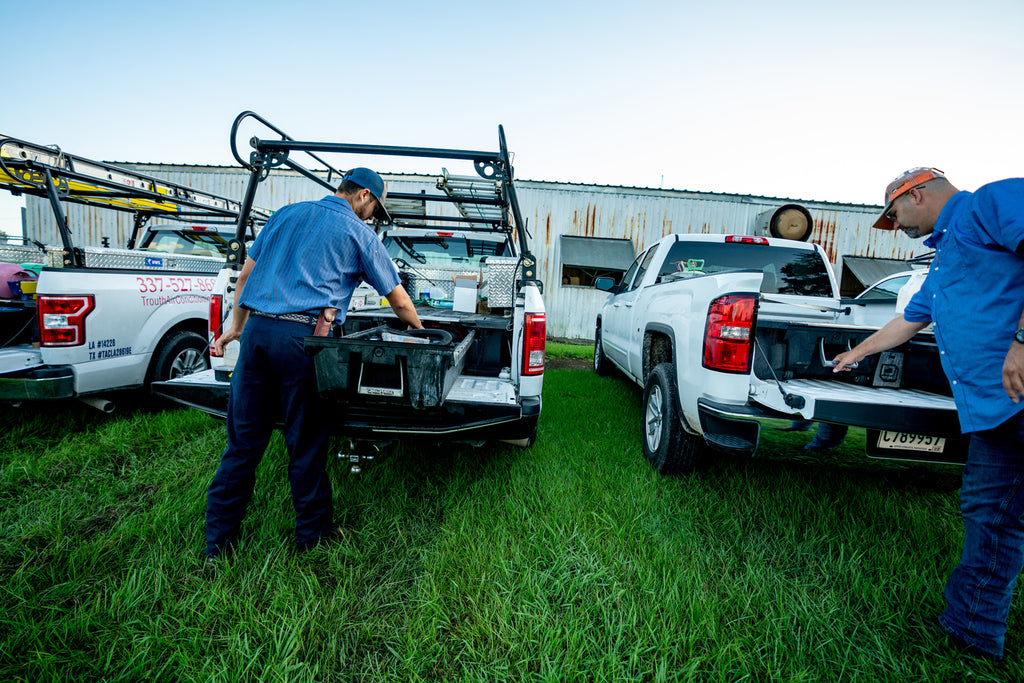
[594, 276, 616, 292]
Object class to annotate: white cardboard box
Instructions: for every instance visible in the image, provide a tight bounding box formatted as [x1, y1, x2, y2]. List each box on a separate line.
[452, 275, 478, 312]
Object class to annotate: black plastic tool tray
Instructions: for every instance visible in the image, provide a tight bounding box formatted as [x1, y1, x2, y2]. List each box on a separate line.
[305, 326, 474, 409]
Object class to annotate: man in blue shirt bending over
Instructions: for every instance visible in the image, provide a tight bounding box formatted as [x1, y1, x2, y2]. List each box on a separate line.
[206, 167, 423, 560]
[833, 168, 1024, 660]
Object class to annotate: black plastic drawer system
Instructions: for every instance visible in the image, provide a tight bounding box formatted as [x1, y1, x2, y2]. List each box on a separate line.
[305, 325, 475, 409]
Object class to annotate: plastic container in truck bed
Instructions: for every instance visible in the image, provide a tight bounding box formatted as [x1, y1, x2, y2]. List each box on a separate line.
[305, 325, 475, 409]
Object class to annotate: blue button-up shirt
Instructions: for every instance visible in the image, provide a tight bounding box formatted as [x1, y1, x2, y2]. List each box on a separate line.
[903, 179, 1024, 433]
[240, 195, 399, 325]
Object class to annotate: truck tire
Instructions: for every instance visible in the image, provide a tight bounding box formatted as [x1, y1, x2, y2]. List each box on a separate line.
[594, 326, 613, 376]
[149, 331, 209, 384]
[642, 363, 703, 474]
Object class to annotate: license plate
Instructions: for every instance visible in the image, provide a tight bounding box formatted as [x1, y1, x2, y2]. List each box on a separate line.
[878, 431, 946, 453]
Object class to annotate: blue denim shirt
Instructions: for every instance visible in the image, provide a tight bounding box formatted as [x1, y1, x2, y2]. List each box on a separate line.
[903, 179, 1024, 433]
[240, 195, 399, 325]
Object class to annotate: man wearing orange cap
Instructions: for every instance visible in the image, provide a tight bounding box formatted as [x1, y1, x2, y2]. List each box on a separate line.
[833, 168, 1024, 660]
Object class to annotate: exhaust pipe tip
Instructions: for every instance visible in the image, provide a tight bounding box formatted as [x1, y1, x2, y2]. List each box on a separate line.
[79, 396, 115, 414]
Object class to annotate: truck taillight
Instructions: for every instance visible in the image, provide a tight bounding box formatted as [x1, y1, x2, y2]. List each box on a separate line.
[703, 294, 756, 373]
[208, 294, 223, 357]
[522, 313, 546, 376]
[37, 295, 95, 347]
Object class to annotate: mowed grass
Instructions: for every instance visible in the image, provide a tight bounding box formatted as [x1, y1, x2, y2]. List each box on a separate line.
[0, 342, 1018, 681]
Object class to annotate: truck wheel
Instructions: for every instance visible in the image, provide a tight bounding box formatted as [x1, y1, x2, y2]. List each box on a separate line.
[594, 326, 612, 376]
[149, 331, 209, 383]
[642, 363, 703, 474]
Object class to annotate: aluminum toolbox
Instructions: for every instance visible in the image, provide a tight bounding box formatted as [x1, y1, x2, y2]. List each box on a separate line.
[402, 257, 519, 307]
[0, 244, 46, 264]
[305, 326, 475, 409]
[41, 246, 224, 272]
[483, 256, 519, 308]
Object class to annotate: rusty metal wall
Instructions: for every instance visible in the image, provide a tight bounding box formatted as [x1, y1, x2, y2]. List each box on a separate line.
[24, 165, 927, 341]
[515, 180, 925, 340]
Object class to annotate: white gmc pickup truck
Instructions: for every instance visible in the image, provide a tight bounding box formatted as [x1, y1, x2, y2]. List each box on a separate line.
[593, 232, 962, 473]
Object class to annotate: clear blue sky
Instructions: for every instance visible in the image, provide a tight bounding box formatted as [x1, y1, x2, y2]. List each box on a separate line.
[2, 0, 1022, 236]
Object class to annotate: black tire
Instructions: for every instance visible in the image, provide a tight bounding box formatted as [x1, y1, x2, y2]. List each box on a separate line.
[641, 363, 704, 474]
[149, 330, 209, 384]
[594, 325, 613, 376]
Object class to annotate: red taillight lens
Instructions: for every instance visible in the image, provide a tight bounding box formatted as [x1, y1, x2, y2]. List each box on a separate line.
[37, 295, 95, 347]
[522, 313, 546, 376]
[703, 294, 756, 373]
[208, 294, 223, 357]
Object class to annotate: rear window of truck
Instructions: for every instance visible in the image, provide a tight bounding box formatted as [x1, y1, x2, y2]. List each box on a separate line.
[383, 236, 508, 266]
[657, 241, 833, 296]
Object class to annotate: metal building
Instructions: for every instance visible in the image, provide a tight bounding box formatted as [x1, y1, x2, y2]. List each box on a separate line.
[23, 164, 927, 341]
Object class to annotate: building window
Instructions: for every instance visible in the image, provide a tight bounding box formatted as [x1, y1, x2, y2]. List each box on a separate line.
[559, 236, 635, 287]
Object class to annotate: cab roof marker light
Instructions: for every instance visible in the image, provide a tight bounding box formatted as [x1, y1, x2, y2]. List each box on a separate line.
[726, 236, 769, 245]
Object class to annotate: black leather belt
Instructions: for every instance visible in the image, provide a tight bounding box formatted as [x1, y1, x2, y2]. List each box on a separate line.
[250, 310, 318, 325]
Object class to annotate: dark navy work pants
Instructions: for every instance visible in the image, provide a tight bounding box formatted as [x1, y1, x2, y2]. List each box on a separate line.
[206, 315, 333, 556]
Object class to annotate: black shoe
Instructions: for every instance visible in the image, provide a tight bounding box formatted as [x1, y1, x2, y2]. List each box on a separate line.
[917, 614, 1001, 661]
[298, 526, 348, 553]
[206, 538, 236, 562]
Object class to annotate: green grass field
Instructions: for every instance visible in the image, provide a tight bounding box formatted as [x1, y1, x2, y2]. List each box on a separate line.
[0, 343, 1017, 681]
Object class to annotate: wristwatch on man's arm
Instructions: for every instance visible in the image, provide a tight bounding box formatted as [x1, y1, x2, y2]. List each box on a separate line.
[1015, 328, 1024, 344]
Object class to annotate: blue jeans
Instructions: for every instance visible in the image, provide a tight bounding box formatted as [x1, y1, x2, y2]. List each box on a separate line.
[206, 315, 334, 556]
[805, 422, 848, 450]
[940, 408, 1024, 659]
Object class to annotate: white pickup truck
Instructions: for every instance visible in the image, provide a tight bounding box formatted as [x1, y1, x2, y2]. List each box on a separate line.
[593, 232, 962, 473]
[0, 134, 267, 411]
[153, 112, 545, 452]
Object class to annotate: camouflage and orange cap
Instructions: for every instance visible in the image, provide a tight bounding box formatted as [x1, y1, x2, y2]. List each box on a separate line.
[873, 167, 945, 230]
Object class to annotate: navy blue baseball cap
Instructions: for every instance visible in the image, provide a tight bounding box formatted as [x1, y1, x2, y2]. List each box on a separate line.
[343, 167, 392, 223]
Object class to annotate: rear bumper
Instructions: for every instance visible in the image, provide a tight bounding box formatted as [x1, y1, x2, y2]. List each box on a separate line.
[152, 370, 540, 443]
[697, 397, 967, 464]
[0, 365, 75, 401]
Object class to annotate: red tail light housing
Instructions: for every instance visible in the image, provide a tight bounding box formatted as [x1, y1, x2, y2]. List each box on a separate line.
[703, 294, 757, 373]
[208, 294, 224, 357]
[522, 313, 546, 376]
[37, 295, 95, 347]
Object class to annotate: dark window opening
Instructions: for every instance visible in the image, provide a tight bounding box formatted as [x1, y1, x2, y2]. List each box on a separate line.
[560, 236, 635, 287]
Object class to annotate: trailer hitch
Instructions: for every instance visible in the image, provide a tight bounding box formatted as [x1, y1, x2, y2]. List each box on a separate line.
[337, 439, 391, 475]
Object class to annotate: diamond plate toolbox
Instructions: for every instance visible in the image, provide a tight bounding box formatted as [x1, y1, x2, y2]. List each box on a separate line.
[484, 257, 519, 308]
[39, 246, 224, 272]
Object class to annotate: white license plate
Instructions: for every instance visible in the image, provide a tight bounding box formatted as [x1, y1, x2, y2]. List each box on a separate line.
[878, 431, 946, 453]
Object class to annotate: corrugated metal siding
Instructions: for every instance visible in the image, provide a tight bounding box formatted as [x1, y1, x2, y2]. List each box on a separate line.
[514, 180, 923, 340]
[24, 165, 927, 341]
